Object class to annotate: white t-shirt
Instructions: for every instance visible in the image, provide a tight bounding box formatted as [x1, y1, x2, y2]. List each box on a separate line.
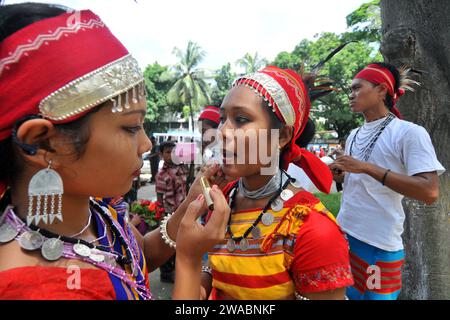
[337, 117, 445, 251]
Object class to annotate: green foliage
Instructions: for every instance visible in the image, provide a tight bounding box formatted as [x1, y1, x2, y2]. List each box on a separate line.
[182, 105, 191, 121]
[141, 1, 382, 138]
[165, 41, 211, 130]
[143, 62, 172, 123]
[236, 52, 268, 74]
[272, 32, 381, 138]
[313, 192, 342, 217]
[211, 63, 236, 106]
[130, 200, 163, 227]
[345, 0, 381, 42]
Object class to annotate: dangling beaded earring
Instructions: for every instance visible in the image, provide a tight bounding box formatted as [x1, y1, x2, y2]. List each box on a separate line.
[27, 160, 64, 226]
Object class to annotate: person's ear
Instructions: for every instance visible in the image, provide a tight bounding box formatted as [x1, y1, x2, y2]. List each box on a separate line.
[15, 119, 60, 169]
[377, 83, 389, 99]
[279, 125, 293, 149]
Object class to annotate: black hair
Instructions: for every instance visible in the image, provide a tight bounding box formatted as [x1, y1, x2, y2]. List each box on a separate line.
[201, 118, 220, 130]
[296, 118, 316, 148]
[0, 3, 104, 192]
[159, 141, 176, 153]
[0, 2, 71, 42]
[369, 62, 401, 110]
[263, 100, 317, 168]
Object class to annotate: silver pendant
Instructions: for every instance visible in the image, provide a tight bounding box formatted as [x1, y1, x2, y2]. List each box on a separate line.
[0, 222, 18, 243]
[261, 212, 274, 226]
[226, 238, 236, 252]
[19, 231, 44, 250]
[251, 226, 261, 239]
[280, 189, 294, 201]
[28, 164, 64, 226]
[73, 243, 91, 257]
[89, 253, 105, 263]
[239, 238, 249, 251]
[271, 198, 283, 212]
[41, 238, 64, 261]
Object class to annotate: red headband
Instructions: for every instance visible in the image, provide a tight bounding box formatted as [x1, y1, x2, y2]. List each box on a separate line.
[233, 66, 332, 194]
[354, 64, 404, 118]
[0, 10, 145, 198]
[0, 10, 131, 141]
[199, 105, 220, 125]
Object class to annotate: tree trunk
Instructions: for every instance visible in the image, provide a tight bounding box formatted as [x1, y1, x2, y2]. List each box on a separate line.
[189, 103, 195, 133]
[380, 0, 450, 299]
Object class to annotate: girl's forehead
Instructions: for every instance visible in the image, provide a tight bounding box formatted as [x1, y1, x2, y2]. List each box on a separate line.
[221, 86, 262, 110]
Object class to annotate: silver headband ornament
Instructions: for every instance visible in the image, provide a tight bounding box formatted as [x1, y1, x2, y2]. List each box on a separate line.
[39, 54, 146, 121]
[232, 72, 296, 126]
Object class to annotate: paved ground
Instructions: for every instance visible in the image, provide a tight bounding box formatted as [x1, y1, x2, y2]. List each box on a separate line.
[138, 183, 174, 300]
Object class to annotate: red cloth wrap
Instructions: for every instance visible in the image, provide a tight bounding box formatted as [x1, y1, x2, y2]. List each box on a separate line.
[0, 10, 128, 140]
[199, 105, 221, 125]
[0, 10, 129, 197]
[354, 64, 404, 119]
[0, 266, 116, 299]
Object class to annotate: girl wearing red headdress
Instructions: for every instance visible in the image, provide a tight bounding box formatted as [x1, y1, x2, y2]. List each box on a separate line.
[195, 64, 354, 300]
[330, 62, 445, 300]
[0, 3, 230, 300]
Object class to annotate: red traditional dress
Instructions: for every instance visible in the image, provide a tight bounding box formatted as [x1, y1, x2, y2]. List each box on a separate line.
[208, 182, 353, 300]
[206, 64, 354, 300]
[0, 199, 150, 300]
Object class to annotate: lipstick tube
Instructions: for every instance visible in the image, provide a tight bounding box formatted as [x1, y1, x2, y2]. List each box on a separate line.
[200, 176, 214, 211]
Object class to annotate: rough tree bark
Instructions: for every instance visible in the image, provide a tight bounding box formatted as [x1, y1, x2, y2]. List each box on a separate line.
[380, 0, 450, 299]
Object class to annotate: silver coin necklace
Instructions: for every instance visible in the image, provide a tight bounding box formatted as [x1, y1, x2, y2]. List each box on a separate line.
[225, 171, 293, 252]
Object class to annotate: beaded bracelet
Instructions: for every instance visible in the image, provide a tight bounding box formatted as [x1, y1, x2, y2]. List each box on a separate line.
[201, 265, 212, 276]
[294, 292, 310, 300]
[381, 169, 391, 185]
[160, 213, 176, 249]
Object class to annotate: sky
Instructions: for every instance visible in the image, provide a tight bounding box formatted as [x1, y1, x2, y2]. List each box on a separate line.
[5, 0, 368, 72]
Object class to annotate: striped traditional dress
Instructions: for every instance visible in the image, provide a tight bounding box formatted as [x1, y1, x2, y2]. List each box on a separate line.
[208, 183, 353, 300]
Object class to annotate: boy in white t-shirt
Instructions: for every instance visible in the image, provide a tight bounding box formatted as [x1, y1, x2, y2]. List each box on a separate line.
[329, 63, 445, 300]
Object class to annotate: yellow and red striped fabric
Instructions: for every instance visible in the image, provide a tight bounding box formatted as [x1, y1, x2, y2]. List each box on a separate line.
[209, 200, 339, 300]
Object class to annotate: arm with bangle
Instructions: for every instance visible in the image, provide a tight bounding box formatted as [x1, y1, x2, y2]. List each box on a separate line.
[362, 162, 439, 205]
[141, 198, 190, 272]
[130, 163, 227, 273]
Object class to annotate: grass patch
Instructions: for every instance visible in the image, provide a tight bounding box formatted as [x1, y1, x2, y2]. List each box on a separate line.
[313, 192, 342, 217]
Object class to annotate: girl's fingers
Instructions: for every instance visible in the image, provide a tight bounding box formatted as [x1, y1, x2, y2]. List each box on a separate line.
[205, 186, 230, 232]
[183, 195, 208, 223]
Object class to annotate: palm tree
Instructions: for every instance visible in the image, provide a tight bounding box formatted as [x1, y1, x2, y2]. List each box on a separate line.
[236, 52, 268, 74]
[166, 41, 211, 131]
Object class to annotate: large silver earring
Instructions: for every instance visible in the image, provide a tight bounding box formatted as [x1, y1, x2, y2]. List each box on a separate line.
[27, 160, 64, 226]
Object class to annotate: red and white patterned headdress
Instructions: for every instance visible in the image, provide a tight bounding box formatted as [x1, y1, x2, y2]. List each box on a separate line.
[233, 66, 333, 194]
[0, 10, 145, 141]
[0, 9, 146, 198]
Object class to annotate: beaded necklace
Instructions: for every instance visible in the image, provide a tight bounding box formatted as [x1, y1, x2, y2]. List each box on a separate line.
[0, 202, 152, 300]
[349, 113, 395, 161]
[225, 171, 293, 252]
